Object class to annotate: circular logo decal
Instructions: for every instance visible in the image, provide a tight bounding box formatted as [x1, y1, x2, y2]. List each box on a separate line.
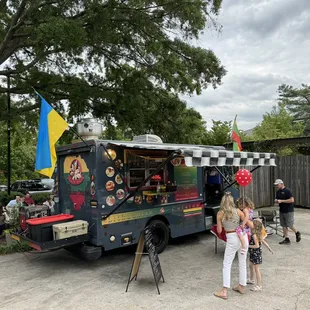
[106, 195, 115, 206]
[107, 149, 117, 160]
[160, 195, 168, 204]
[134, 195, 143, 205]
[115, 174, 123, 184]
[106, 167, 115, 178]
[116, 189, 125, 200]
[146, 196, 153, 204]
[115, 159, 123, 170]
[106, 181, 115, 191]
[171, 158, 182, 166]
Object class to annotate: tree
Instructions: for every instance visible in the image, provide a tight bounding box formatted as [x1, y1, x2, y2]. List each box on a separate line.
[250, 105, 304, 155]
[0, 120, 40, 183]
[204, 120, 231, 146]
[278, 84, 310, 134]
[158, 105, 208, 144]
[0, 0, 226, 139]
[101, 98, 208, 144]
[252, 105, 304, 140]
[239, 130, 253, 143]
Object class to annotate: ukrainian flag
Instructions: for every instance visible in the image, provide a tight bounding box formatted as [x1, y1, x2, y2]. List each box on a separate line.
[35, 93, 68, 178]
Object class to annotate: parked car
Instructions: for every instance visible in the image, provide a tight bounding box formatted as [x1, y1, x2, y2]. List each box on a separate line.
[10, 179, 54, 194]
[32, 178, 54, 190]
[0, 184, 7, 192]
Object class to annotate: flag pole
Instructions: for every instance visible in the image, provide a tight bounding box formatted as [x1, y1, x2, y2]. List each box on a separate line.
[7, 71, 11, 195]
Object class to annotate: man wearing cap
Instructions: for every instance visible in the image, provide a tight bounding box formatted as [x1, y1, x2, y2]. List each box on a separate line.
[274, 179, 301, 244]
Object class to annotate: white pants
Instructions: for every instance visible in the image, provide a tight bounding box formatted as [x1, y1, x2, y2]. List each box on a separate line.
[223, 232, 248, 288]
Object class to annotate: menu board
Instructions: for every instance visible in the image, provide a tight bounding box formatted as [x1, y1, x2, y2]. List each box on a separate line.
[174, 165, 199, 201]
[144, 228, 164, 286]
[126, 227, 165, 295]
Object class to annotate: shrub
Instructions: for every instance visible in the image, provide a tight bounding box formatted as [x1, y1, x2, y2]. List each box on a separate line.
[31, 193, 51, 204]
[0, 191, 24, 207]
[0, 191, 51, 206]
[0, 241, 32, 255]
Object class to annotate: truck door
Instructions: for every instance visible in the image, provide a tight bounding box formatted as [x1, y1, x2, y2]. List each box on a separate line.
[56, 145, 95, 222]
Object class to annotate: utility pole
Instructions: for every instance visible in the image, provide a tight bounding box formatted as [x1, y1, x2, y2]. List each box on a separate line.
[7, 73, 11, 195]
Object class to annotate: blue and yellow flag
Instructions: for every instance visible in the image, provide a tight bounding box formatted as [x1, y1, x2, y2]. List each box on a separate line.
[35, 93, 68, 178]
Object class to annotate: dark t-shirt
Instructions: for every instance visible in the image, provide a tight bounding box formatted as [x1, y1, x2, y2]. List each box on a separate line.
[276, 187, 294, 213]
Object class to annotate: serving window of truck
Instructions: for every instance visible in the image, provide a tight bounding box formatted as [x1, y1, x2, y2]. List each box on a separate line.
[126, 151, 169, 188]
[124, 148, 200, 204]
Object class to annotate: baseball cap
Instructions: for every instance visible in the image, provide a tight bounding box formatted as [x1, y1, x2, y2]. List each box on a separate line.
[274, 179, 284, 185]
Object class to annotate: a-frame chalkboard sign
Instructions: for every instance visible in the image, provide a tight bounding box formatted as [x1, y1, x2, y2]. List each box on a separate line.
[125, 226, 165, 295]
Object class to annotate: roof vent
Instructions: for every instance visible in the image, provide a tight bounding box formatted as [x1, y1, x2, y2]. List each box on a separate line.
[132, 134, 163, 144]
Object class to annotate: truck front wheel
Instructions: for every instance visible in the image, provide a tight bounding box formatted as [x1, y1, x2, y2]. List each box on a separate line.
[148, 220, 169, 254]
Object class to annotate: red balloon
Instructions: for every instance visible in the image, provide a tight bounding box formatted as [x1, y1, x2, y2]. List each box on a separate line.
[235, 169, 252, 187]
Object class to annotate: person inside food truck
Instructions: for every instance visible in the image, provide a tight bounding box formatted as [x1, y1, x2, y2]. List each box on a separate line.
[204, 168, 222, 201]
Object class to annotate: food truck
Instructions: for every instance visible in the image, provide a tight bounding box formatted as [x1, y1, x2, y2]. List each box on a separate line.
[12, 122, 276, 260]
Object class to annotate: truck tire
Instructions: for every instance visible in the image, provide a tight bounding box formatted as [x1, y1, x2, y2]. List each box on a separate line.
[79, 244, 102, 261]
[148, 220, 169, 254]
[66, 244, 102, 261]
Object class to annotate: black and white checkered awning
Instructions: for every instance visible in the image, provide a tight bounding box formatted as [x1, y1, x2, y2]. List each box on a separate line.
[181, 149, 276, 167]
[108, 141, 276, 167]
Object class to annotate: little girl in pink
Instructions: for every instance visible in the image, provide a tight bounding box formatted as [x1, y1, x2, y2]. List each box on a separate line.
[236, 197, 255, 254]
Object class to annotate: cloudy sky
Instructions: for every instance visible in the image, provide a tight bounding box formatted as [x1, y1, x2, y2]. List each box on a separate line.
[185, 0, 310, 130]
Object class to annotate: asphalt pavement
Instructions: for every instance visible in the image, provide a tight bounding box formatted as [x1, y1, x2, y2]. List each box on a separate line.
[0, 208, 309, 310]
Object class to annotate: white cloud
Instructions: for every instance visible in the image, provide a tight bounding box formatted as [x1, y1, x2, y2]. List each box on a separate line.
[186, 0, 310, 130]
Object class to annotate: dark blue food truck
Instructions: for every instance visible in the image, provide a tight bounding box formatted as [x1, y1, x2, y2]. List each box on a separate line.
[12, 132, 276, 260]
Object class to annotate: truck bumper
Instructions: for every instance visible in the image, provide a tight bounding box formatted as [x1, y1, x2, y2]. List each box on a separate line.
[11, 233, 89, 252]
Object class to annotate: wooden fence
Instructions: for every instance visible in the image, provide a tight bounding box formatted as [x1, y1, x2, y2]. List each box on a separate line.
[244, 166, 274, 207]
[245, 155, 310, 207]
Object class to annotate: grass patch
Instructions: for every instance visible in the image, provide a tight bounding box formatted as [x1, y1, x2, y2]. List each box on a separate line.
[0, 241, 32, 255]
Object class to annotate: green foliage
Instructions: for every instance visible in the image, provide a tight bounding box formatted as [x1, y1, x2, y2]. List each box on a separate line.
[102, 115, 233, 146]
[246, 105, 305, 154]
[0, 240, 32, 255]
[169, 108, 208, 145]
[0, 121, 41, 183]
[102, 125, 129, 141]
[6, 206, 20, 231]
[252, 105, 304, 140]
[0, 191, 23, 206]
[278, 84, 310, 135]
[101, 98, 210, 144]
[0, 191, 49, 206]
[276, 147, 297, 156]
[239, 130, 253, 142]
[204, 120, 232, 145]
[30, 193, 51, 204]
[0, 0, 226, 143]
